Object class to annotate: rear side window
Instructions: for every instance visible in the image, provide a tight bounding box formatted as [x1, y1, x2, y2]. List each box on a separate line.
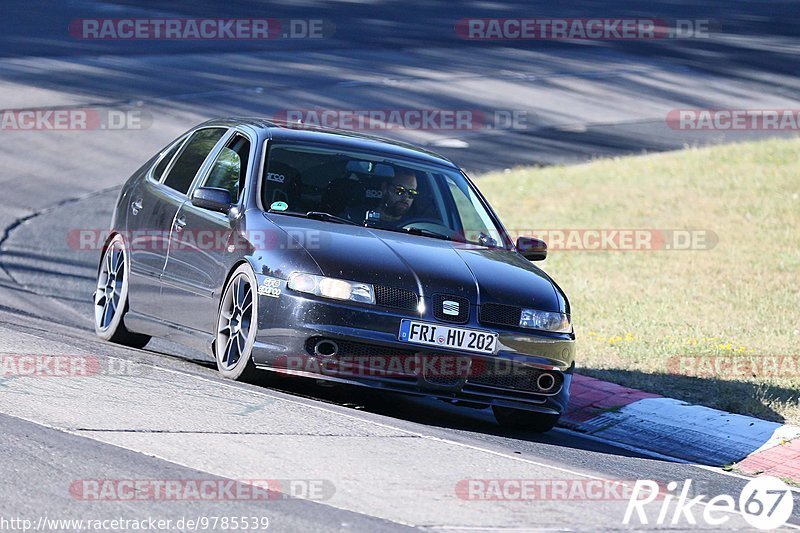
[163, 128, 226, 194]
[152, 138, 185, 181]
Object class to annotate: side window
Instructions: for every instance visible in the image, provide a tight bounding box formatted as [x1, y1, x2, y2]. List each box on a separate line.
[201, 134, 251, 204]
[152, 137, 185, 182]
[163, 128, 227, 194]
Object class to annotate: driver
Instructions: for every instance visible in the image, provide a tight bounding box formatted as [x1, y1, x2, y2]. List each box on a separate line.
[374, 168, 418, 223]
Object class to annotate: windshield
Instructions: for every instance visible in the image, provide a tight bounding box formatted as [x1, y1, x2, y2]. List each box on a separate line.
[262, 142, 508, 247]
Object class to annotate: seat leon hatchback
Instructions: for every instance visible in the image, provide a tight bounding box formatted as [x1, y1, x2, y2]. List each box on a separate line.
[93, 118, 575, 432]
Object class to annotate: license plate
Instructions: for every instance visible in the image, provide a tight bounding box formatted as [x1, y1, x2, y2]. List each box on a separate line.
[398, 320, 498, 354]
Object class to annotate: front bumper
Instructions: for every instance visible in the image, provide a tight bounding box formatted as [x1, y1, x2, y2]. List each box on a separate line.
[252, 276, 575, 415]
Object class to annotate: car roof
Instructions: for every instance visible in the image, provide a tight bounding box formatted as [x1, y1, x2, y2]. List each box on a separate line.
[198, 117, 459, 169]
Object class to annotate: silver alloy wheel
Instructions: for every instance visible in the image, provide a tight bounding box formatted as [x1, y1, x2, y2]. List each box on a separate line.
[94, 237, 126, 332]
[93, 234, 150, 347]
[216, 269, 256, 373]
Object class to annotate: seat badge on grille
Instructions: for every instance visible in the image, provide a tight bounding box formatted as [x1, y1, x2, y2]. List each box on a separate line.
[442, 300, 460, 316]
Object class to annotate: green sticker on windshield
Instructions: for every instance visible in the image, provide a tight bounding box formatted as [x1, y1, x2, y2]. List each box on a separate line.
[270, 201, 288, 211]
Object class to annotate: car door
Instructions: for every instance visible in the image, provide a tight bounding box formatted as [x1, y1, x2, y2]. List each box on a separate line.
[128, 126, 228, 321]
[125, 134, 188, 317]
[160, 130, 254, 334]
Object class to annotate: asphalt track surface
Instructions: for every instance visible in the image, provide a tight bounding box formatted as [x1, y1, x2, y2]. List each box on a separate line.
[0, 1, 799, 531]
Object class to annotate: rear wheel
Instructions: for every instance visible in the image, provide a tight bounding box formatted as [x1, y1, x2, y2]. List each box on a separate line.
[215, 264, 260, 381]
[93, 234, 151, 348]
[492, 406, 560, 433]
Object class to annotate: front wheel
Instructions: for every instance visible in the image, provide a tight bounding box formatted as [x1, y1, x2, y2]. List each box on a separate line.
[492, 406, 560, 433]
[214, 264, 260, 381]
[93, 234, 151, 348]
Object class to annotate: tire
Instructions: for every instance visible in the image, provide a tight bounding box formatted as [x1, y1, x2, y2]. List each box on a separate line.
[93, 234, 151, 348]
[214, 263, 261, 382]
[492, 406, 560, 433]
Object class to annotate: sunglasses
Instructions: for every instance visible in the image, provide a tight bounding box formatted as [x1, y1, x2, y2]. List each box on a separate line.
[391, 185, 419, 198]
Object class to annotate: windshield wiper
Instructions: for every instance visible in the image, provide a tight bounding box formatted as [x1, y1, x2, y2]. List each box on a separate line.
[401, 226, 453, 242]
[267, 210, 361, 226]
[305, 211, 361, 226]
[400, 226, 501, 247]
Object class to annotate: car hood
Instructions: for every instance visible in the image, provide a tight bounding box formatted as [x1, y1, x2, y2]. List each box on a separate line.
[263, 214, 562, 312]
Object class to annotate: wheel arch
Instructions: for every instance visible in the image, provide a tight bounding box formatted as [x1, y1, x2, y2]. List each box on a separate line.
[97, 231, 123, 274]
[219, 257, 260, 304]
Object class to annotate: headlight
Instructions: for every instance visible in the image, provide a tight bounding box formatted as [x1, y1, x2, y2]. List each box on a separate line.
[519, 308, 571, 333]
[287, 273, 375, 304]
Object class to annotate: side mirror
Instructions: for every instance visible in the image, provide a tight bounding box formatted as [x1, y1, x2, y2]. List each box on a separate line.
[517, 236, 547, 261]
[191, 187, 232, 214]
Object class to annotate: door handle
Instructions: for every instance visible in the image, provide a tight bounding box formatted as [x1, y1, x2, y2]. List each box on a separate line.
[174, 216, 187, 232]
[131, 198, 143, 215]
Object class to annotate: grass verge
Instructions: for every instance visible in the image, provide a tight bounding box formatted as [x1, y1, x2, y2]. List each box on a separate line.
[478, 138, 800, 424]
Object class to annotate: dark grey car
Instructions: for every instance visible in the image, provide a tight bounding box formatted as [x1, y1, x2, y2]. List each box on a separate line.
[94, 118, 575, 432]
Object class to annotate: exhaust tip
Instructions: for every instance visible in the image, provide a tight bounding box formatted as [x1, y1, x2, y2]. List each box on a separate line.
[314, 340, 339, 358]
[536, 372, 557, 393]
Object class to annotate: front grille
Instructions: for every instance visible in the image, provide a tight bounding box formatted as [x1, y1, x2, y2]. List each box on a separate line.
[479, 303, 521, 327]
[421, 354, 469, 387]
[423, 372, 462, 387]
[375, 285, 418, 311]
[433, 294, 469, 323]
[468, 359, 563, 394]
[304, 337, 418, 380]
[305, 338, 415, 359]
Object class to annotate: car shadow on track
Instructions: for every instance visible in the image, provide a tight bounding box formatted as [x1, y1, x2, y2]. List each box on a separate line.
[168, 354, 798, 465]
[203, 366, 664, 460]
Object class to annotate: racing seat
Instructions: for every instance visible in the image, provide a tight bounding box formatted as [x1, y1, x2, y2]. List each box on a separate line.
[321, 175, 367, 219]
